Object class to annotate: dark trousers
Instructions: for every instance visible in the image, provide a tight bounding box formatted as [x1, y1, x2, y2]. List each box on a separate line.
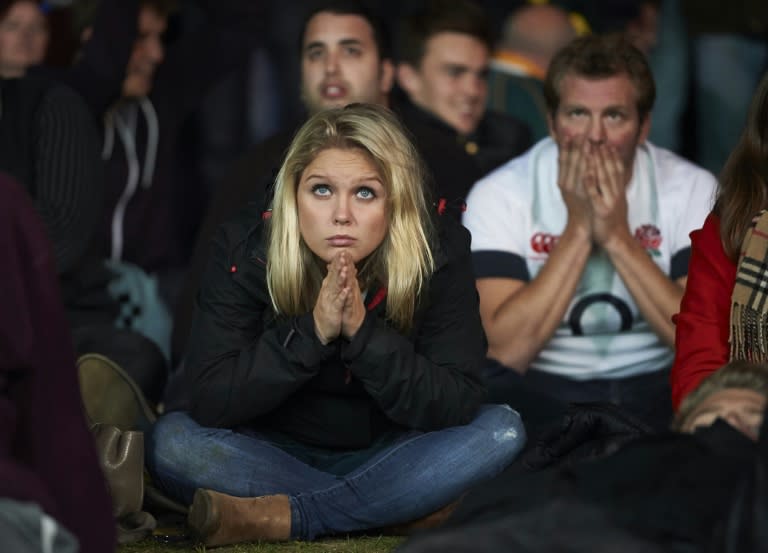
[484, 360, 673, 433]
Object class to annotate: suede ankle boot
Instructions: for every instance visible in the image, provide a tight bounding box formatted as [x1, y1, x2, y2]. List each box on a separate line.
[188, 489, 292, 546]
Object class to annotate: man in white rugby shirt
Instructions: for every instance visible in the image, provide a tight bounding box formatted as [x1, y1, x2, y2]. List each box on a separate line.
[463, 34, 716, 430]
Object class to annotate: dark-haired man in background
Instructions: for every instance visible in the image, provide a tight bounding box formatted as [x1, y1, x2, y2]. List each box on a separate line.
[395, 0, 532, 176]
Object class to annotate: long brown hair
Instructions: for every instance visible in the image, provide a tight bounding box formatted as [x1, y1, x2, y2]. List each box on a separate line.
[715, 71, 768, 261]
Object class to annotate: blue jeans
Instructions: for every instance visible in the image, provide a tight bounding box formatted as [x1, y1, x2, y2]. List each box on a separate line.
[146, 404, 525, 539]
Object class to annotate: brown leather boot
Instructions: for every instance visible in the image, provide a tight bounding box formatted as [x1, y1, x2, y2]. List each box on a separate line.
[188, 489, 291, 546]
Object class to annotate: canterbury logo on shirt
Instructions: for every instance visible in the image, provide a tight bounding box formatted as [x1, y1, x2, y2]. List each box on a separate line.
[528, 225, 664, 258]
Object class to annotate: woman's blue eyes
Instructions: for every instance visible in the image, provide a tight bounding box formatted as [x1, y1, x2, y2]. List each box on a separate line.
[311, 184, 331, 196]
[310, 185, 377, 199]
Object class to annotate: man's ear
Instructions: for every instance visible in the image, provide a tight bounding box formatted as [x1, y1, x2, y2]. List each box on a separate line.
[396, 63, 421, 97]
[546, 112, 556, 139]
[379, 59, 395, 95]
[639, 112, 652, 144]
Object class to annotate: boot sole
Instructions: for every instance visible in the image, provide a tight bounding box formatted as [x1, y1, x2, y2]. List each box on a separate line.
[188, 489, 219, 542]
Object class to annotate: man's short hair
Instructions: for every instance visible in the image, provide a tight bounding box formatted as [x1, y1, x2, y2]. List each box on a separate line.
[298, 0, 391, 60]
[397, 0, 493, 67]
[543, 34, 656, 121]
[673, 360, 768, 431]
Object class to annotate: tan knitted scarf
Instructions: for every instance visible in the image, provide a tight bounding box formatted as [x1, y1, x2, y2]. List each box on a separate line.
[731, 210, 768, 361]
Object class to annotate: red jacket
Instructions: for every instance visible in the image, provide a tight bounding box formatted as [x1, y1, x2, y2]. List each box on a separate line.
[671, 213, 737, 409]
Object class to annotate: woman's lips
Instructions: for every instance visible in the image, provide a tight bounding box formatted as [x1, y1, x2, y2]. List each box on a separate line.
[327, 235, 356, 246]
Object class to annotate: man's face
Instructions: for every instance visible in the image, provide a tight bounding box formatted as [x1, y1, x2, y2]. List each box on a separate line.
[0, 0, 48, 77]
[398, 32, 489, 136]
[122, 6, 166, 98]
[549, 72, 650, 181]
[681, 388, 766, 441]
[300, 12, 394, 115]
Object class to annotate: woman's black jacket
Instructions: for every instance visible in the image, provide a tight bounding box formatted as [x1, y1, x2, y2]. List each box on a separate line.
[165, 205, 488, 449]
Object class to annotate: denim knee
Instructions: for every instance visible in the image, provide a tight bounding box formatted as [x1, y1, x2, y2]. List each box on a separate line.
[147, 411, 194, 465]
[145, 411, 204, 500]
[468, 404, 527, 471]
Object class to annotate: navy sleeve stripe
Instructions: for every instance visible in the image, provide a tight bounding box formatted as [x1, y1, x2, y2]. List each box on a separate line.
[671, 247, 691, 280]
[472, 251, 530, 281]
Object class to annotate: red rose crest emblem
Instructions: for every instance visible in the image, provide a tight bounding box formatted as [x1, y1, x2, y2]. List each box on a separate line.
[530, 232, 559, 254]
[634, 224, 662, 256]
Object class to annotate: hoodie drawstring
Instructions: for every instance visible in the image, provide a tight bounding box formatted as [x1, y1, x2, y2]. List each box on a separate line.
[138, 97, 159, 189]
[102, 98, 160, 261]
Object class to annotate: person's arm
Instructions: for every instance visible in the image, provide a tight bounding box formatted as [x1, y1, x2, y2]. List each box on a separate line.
[601, 234, 685, 346]
[342, 220, 487, 430]
[477, 222, 592, 371]
[588, 144, 684, 346]
[671, 213, 735, 409]
[182, 221, 338, 428]
[33, 84, 102, 275]
[605, 237, 685, 345]
[466, 138, 593, 372]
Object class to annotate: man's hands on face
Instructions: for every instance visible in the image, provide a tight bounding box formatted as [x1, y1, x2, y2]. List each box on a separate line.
[586, 144, 631, 248]
[557, 137, 592, 233]
[557, 140, 631, 249]
[313, 251, 366, 345]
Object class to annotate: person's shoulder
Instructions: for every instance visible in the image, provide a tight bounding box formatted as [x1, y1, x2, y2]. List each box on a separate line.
[7, 76, 83, 115]
[434, 215, 472, 268]
[24, 79, 96, 136]
[469, 138, 554, 197]
[697, 212, 722, 240]
[645, 142, 717, 188]
[214, 201, 268, 261]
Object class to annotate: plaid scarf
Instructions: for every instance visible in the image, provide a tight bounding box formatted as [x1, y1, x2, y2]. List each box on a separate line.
[731, 210, 768, 361]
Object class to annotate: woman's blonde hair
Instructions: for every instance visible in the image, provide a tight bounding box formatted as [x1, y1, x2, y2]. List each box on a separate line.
[266, 103, 436, 332]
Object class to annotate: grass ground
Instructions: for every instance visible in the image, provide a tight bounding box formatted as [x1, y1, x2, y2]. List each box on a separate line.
[119, 535, 404, 553]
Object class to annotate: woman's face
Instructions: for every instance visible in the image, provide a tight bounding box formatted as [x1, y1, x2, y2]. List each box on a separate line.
[297, 147, 389, 264]
[0, 1, 48, 77]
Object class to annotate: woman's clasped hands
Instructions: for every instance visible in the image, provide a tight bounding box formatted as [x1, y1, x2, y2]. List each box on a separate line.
[313, 251, 366, 344]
